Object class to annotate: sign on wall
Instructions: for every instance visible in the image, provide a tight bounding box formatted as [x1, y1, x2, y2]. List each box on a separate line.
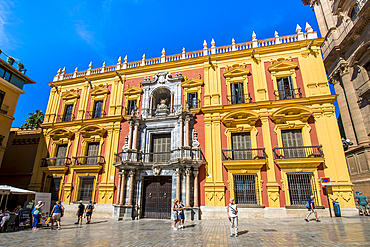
[320, 177, 331, 186]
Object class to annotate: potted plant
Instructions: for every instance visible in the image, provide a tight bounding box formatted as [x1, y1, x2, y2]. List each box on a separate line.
[17, 62, 24, 71]
[7, 56, 15, 65]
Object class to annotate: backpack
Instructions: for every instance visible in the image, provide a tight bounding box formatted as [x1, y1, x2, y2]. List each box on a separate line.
[87, 204, 93, 213]
[305, 201, 310, 209]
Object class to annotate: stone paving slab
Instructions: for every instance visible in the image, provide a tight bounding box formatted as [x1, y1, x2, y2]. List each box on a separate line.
[0, 216, 369, 246]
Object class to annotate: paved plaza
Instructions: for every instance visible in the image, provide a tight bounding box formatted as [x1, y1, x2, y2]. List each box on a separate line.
[0, 216, 370, 246]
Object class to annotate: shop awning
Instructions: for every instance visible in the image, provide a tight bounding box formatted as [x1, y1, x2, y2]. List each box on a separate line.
[0, 185, 36, 195]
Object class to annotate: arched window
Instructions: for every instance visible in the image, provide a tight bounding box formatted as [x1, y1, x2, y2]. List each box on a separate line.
[351, 4, 360, 21]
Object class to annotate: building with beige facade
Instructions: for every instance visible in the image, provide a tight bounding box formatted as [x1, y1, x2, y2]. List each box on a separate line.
[302, 0, 370, 195]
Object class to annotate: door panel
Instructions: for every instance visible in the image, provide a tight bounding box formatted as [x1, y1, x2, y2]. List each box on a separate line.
[143, 176, 172, 219]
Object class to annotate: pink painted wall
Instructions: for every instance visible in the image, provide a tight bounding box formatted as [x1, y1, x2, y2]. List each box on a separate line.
[246, 64, 255, 102]
[292, 58, 306, 98]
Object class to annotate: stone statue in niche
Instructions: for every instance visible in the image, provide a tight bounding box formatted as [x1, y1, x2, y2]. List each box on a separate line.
[155, 98, 169, 116]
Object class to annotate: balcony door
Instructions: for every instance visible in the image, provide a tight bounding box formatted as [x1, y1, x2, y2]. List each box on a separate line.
[63, 105, 73, 121]
[151, 134, 171, 162]
[55, 145, 67, 166]
[231, 132, 251, 160]
[230, 82, 244, 104]
[93, 100, 103, 118]
[86, 142, 99, 165]
[49, 177, 62, 202]
[281, 129, 304, 158]
[277, 76, 294, 100]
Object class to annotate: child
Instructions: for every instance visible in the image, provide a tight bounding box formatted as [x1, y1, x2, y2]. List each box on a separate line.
[172, 199, 180, 231]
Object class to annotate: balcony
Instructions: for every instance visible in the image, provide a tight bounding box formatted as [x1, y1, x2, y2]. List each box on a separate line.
[273, 146, 324, 169]
[114, 147, 205, 168]
[273, 88, 302, 100]
[185, 99, 201, 109]
[41, 157, 71, 167]
[222, 148, 266, 160]
[124, 107, 137, 116]
[0, 104, 9, 114]
[226, 93, 252, 105]
[56, 114, 75, 123]
[73, 155, 105, 166]
[85, 110, 107, 119]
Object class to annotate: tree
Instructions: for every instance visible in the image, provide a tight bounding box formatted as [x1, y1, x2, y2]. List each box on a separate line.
[21, 110, 44, 129]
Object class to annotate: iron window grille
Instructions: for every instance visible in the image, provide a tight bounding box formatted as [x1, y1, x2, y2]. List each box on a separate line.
[233, 173, 261, 205]
[78, 176, 95, 201]
[286, 172, 319, 205]
[126, 100, 137, 115]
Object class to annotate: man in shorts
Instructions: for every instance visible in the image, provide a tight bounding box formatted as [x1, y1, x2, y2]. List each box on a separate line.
[305, 195, 320, 222]
[75, 201, 85, 225]
[85, 201, 95, 224]
[356, 192, 370, 216]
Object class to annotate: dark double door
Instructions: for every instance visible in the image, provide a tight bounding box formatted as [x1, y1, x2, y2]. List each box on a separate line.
[142, 176, 172, 219]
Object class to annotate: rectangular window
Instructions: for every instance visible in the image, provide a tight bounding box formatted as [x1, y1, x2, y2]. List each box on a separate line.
[78, 176, 95, 201]
[93, 100, 103, 118]
[230, 82, 245, 104]
[151, 133, 171, 162]
[86, 142, 100, 165]
[187, 93, 198, 109]
[55, 144, 68, 166]
[127, 100, 137, 115]
[63, 105, 73, 122]
[0, 90, 5, 108]
[49, 177, 62, 201]
[277, 76, 294, 100]
[231, 132, 251, 160]
[3, 71, 12, 82]
[287, 172, 318, 205]
[281, 129, 304, 158]
[233, 173, 260, 205]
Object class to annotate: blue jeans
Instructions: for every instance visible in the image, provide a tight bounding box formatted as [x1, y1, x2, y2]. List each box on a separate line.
[33, 214, 41, 227]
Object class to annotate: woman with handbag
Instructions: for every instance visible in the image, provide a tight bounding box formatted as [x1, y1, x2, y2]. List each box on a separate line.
[50, 201, 64, 230]
[32, 201, 44, 230]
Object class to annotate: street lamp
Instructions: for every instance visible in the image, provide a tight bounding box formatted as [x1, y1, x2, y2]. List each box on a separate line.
[342, 138, 353, 151]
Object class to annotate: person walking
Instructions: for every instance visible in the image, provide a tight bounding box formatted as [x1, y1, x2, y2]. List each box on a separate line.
[356, 192, 370, 216]
[85, 201, 94, 224]
[305, 195, 320, 222]
[32, 201, 44, 230]
[172, 199, 180, 231]
[178, 200, 185, 229]
[75, 201, 85, 225]
[50, 201, 64, 230]
[227, 198, 238, 237]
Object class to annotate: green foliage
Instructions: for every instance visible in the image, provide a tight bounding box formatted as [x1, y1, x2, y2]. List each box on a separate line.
[21, 110, 44, 129]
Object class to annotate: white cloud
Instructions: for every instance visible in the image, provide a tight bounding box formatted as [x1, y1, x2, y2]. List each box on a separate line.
[0, 0, 14, 52]
[74, 20, 97, 47]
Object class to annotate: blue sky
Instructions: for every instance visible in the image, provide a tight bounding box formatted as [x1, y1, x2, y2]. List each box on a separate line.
[1, 0, 331, 127]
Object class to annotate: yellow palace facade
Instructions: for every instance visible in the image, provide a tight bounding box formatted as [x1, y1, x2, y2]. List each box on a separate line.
[29, 23, 357, 219]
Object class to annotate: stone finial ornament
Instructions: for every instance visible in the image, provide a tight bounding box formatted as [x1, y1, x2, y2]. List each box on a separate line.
[161, 48, 166, 56]
[274, 31, 279, 37]
[232, 38, 235, 45]
[124, 55, 128, 63]
[62, 67, 66, 74]
[252, 31, 257, 41]
[103, 61, 106, 67]
[89, 61, 93, 69]
[305, 22, 313, 32]
[211, 38, 215, 47]
[57, 68, 61, 75]
[75, 67, 78, 72]
[117, 56, 122, 64]
[203, 40, 207, 48]
[296, 24, 302, 33]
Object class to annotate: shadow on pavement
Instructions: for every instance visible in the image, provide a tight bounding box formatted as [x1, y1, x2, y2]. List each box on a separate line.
[238, 230, 249, 236]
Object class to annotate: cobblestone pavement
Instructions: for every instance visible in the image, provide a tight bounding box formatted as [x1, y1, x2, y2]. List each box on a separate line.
[1, 216, 370, 246]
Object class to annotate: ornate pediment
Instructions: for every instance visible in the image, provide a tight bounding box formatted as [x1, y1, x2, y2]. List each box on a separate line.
[181, 78, 204, 88]
[141, 71, 183, 86]
[79, 125, 106, 138]
[61, 89, 80, 100]
[48, 128, 74, 140]
[268, 59, 298, 72]
[123, 86, 143, 96]
[90, 84, 110, 96]
[270, 106, 312, 124]
[222, 110, 259, 127]
[223, 64, 250, 78]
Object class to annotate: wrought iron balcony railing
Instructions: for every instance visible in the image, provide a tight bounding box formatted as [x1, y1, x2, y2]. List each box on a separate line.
[41, 157, 71, 167]
[273, 88, 302, 100]
[124, 107, 138, 116]
[85, 110, 107, 119]
[115, 147, 205, 164]
[222, 148, 266, 161]
[72, 155, 105, 165]
[226, 93, 252, 105]
[185, 99, 201, 109]
[272, 146, 323, 159]
[56, 114, 75, 123]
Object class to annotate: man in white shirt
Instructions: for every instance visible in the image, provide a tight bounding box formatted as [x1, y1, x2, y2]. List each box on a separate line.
[227, 198, 238, 237]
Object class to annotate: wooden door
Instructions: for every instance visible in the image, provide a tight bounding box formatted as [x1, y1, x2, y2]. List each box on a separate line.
[143, 176, 172, 219]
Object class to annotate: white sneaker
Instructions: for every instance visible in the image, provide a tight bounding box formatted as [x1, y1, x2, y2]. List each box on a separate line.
[178, 225, 182, 229]
[173, 227, 178, 231]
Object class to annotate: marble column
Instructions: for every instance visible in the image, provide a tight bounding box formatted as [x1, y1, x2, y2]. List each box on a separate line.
[149, 96, 153, 116]
[179, 117, 183, 147]
[119, 171, 127, 206]
[170, 93, 174, 113]
[176, 169, 181, 200]
[132, 121, 139, 150]
[193, 170, 199, 208]
[127, 170, 135, 206]
[128, 122, 133, 149]
[185, 116, 190, 147]
[116, 172, 123, 205]
[185, 168, 191, 208]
